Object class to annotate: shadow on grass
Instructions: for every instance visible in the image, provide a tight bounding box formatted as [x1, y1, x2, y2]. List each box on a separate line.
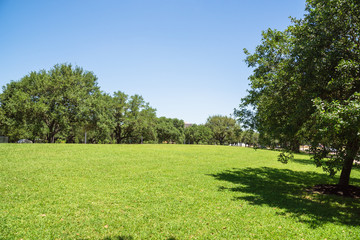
[103, 236, 176, 240]
[103, 236, 133, 240]
[291, 157, 317, 166]
[210, 167, 360, 228]
[292, 157, 360, 175]
[292, 155, 360, 171]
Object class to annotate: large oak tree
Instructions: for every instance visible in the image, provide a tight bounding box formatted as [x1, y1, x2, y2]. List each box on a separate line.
[0, 64, 100, 143]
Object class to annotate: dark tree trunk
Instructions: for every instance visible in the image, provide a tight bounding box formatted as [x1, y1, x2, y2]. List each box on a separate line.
[66, 135, 75, 143]
[289, 138, 300, 153]
[115, 124, 122, 144]
[47, 134, 55, 143]
[290, 139, 300, 153]
[338, 137, 359, 186]
[46, 120, 59, 143]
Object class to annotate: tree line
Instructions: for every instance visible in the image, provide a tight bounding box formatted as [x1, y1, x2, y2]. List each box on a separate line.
[0, 64, 257, 145]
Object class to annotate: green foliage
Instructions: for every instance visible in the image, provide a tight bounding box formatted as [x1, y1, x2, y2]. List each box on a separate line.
[112, 92, 157, 144]
[81, 92, 115, 143]
[277, 151, 294, 164]
[156, 117, 184, 143]
[236, 0, 360, 185]
[239, 130, 259, 146]
[184, 124, 212, 144]
[0, 64, 100, 143]
[206, 115, 240, 145]
[0, 64, 159, 144]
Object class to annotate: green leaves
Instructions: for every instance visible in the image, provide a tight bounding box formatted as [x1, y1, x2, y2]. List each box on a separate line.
[237, 0, 360, 184]
[0, 64, 100, 142]
[206, 115, 240, 145]
[112, 92, 157, 144]
[156, 117, 184, 144]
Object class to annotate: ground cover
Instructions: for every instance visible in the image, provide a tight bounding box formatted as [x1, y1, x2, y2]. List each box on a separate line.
[1, 144, 359, 239]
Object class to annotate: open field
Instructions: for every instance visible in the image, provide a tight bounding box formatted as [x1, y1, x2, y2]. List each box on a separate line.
[1, 144, 360, 239]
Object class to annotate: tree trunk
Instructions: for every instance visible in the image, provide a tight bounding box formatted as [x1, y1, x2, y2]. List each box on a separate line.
[47, 134, 55, 143]
[115, 125, 122, 144]
[338, 137, 359, 186]
[290, 139, 300, 153]
[66, 135, 75, 143]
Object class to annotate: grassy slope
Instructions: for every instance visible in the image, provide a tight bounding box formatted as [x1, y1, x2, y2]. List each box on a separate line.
[0, 144, 359, 239]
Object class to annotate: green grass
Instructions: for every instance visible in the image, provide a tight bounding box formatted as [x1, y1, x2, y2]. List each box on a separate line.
[1, 144, 360, 239]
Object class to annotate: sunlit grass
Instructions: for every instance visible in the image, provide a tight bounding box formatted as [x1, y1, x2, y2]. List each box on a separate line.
[1, 144, 359, 239]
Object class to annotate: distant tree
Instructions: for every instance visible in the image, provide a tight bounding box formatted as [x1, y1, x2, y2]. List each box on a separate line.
[240, 130, 259, 147]
[0, 107, 4, 135]
[156, 117, 184, 143]
[184, 124, 212, 144]
[112, 92, 157, 144]
[171, 118, 185, 142]
[206, 115, 240, 145]
[112, 91, 129, 143]
[0, 64, 100, 142]
[127, 96, 157, 143]
[81, 92, 115, 143]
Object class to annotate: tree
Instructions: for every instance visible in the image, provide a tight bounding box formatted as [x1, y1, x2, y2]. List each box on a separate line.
[112, 92, 157, 144]
[206, 115, 240, 145]
[0, 64, 100, 143]
[184, 124, 212, 144]
[236, 0, 360, 187]
[235, 28, 303, 152]
[80, 92, 115, 143]
[0, 107, 4, 135]
[156, 117, 184, 144]
[240, 130, 259, 147]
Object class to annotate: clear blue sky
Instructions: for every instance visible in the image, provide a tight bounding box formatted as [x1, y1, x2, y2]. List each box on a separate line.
[0, 0, 306, 124]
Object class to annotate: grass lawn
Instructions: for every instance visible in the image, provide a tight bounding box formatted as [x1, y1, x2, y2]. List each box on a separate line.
[1, 144, 360, 239]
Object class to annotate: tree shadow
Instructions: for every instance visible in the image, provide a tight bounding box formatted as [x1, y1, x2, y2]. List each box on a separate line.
[292, 154, 360, 170]
[291, 157, 360, 175]
[102, 236, 176, 240]
[103, 236, 133, 240]
[209, 167, 360, 228]
[291, 157, 317, 166]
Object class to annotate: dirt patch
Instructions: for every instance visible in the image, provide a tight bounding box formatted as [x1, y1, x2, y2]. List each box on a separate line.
[307, 184, 360, 199]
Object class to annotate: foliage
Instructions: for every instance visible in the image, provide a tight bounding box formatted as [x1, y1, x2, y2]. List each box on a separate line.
[239, 130, 259, 146]
[156, 117, 184, 143]
[112, 92, 157, 144]
[235, 0, 360, 186]
[0, 64, 159, 144]
[0, 64, 244, 146]
[206, 115, 240, 145]
[0, 64, 100, 143]
[184, 124, 212, 144]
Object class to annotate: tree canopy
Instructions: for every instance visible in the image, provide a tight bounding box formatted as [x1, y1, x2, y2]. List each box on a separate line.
[0, 64, 100, 143]
[156, 117, 185, 144]
[1, 62, 251, 147]
[0, 64, 159, 144]
[235, 0, 360, 186]
[206, 115, 240, 145]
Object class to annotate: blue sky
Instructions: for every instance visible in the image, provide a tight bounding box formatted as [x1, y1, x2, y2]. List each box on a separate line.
[0, 0, 306, 124]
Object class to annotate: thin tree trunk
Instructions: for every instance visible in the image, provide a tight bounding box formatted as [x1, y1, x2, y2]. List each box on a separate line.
[338, 137, 359, 186]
